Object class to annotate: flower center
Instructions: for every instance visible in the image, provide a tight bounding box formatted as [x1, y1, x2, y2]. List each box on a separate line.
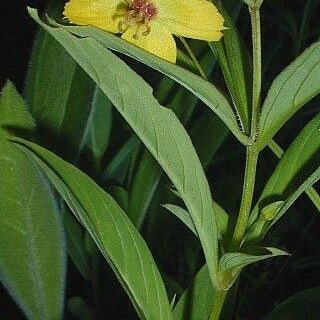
[118, 0, 157, 39]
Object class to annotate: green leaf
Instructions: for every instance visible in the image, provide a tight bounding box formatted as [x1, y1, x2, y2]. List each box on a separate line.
[219, 246, 288, 288]
[271, 167, 320, 231]
[128, 78, 199, 230]
[173, 265, 214, 320]
[257, 41, 320, 149]
[108, 185, 129, 212]
[13, 138, 172, 320]
[102, 136, 141, 184]
[245, 201, 284, 244]
[0, 86, 66, 319]
[0, 81, 35, 140]
[0, 143, 66, 320]
[29, 11, 222, 288]
[33, 9, 252, 146]
[163, 204, 198, 237]
[25, 4, 93, 149]
[129, 151, 162, 229]
[219, 247, 288, 273]
[250, 114, 320, 235]
[63, 210, 91, 280]
[25, 3, 112, 166]
[163, 199, 229, 240]
[264, 287, 320, 320]
[68, 296, 94, 320]
[210, 0, 252, 134]
[76, 87, 113, 170]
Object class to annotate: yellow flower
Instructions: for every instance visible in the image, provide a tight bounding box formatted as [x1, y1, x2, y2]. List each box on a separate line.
[63, 0, 225, 63]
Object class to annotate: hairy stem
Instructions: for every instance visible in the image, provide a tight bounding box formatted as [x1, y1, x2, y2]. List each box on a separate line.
[209, 290, 227, 320]
[249, 5, 262, 139]
[231, 148, 258, 249]
[230, 3, 262, 250]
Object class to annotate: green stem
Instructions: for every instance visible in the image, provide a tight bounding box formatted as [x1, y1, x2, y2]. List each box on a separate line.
[249, 5, 262, 139]
[209, 290, 227, 320]
[230, 2, 262, 250]
[268, 139, 320, 212]
[179, 36, 208, 80]
[231, 148, 258, 249]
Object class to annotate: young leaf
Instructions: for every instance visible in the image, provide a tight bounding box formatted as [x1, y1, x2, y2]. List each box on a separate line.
[250, 114, 320, 229]
[257, 40, 320, 149]
[29, 12, 222, 288]
[14, 138, 173, 320]
[219, 247, 289, 274]
[270, 167, 320, 232]
[210, 0, 252, 134]
[30, 9, 252, 146]
[244, 201, 284, 244]
[264, 287, 320, 320]
[219, 246, 288, 288]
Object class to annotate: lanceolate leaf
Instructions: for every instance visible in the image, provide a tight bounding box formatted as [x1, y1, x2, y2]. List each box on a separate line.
[173, 265, 214, 320]
[75, 86, 113, 170]
[63, 210, 91, 280]
[270, 167, 320, 231]
[250, 114, 320, 230]
[25, 1, 93, 150]
[257, 40, 320, 149]
[219, 247, 288, 273]
[0, 83, 65, 320]
[0, 144, 66, 320]
[163, 204, 198, 237]
[33, 10, 252, 146]
[210, 0, 252, 134]
[129, 151, 162, 229]
[14, 138, 172, 320]
[30, 11, 221, 288]
[25, 2, 112, 166]
[264, 287, 320, 320]
[129, 78, 198, 230]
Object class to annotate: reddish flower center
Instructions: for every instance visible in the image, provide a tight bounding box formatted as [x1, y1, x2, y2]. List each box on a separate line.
[118, 0, 158, 38]
[129, 0, 157, 21]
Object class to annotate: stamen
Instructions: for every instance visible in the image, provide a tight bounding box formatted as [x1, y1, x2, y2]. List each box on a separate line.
[142, 24, 151, 36]
[118, 20, 129, 33]
[116, 0, 157, 37]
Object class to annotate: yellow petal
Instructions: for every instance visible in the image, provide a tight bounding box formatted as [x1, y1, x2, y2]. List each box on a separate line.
[155, 0, 225, 41]
[63, 0, 123, 33]
[121, 22, 177, 63]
